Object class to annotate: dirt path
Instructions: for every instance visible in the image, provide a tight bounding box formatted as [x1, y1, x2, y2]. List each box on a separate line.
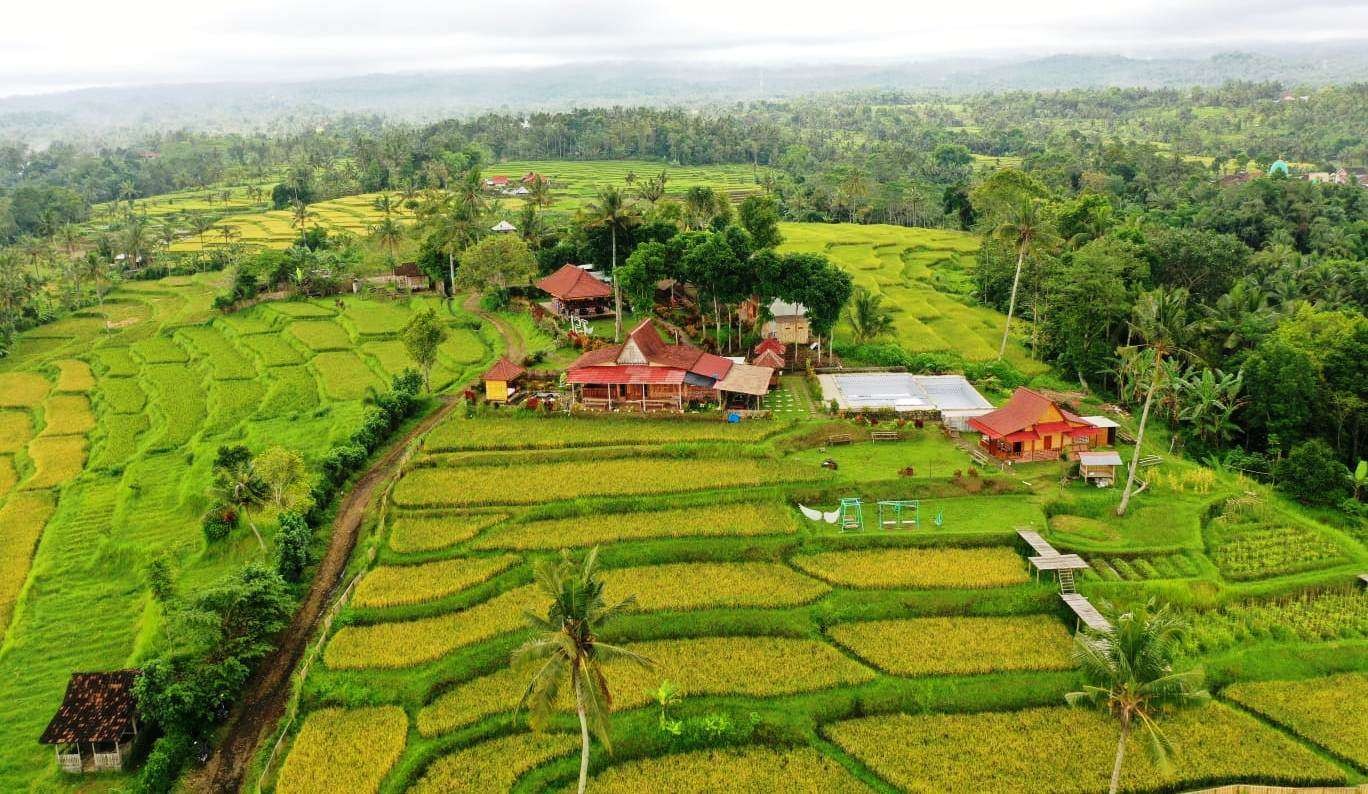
[190, 396, 459, 793]
[190, 294, 521, 793]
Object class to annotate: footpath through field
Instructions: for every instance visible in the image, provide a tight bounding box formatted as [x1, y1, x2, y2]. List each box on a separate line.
[191, 294, 516, 792]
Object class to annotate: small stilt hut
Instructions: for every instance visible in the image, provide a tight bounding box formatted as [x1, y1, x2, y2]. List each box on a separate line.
[40, 670, 142, 774]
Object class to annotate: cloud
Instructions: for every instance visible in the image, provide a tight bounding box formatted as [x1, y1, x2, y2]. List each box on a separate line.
[3, 0, 1367, 96]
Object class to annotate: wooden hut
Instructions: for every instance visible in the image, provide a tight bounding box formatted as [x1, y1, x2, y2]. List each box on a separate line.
[761, 299, 810, 344]
[392, 262, 429, 291]
[481, 357, 526, 403]
[968, 388, 1104, 463]
[1077, 450, 1124, 486]
[536, 264, 614, 319]
[40, 670, 141, 773]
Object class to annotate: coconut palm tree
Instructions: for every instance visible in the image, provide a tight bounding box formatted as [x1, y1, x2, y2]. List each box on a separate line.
[291, 200, 315, 249]
[512, 548, 653, 794]
[211, 453, 268, 551]
[993, 197, 1058, 361]
[369, 217, 404, 264]
[1117, 287, 1195, 516]
[583, 186, 640, 342]
[846, 286, 894, 343]
[1067, 600, 1208, 794]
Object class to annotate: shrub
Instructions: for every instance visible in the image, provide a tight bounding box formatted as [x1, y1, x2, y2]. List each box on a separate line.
[139, 732, 194, 794]
[1277, 440, 1349, 506]
[202, 505, 238, 543]
[276, 511, 312, 583]
[321, 444, 367, 486]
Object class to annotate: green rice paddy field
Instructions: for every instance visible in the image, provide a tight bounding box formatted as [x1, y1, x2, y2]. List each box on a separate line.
[166, 161, 765, 252]
[269, 411, 1367, 794]
[778, 222, 1047, 374]
[0, 277, 499, 788]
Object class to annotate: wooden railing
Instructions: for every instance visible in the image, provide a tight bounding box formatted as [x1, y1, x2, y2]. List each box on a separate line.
[92, 750, 122, 771]
[56, 751, 81, 773]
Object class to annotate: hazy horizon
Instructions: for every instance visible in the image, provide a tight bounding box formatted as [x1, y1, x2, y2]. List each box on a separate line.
[7, 0, 1368, 97]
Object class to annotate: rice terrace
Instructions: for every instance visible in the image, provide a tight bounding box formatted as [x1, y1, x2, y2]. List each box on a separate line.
[1, 14, 1367, 794]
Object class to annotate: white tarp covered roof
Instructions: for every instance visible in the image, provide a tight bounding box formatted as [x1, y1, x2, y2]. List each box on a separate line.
[1078, 451, 1124, 466]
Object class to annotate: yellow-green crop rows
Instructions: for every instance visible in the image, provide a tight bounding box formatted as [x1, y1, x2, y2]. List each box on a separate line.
[779, 222, 1047, 374]
[0, 273, 499, 789]
[274, 404, 1360, 792]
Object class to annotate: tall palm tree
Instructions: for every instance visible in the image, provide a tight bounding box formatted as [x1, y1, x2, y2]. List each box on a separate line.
[291, 200, 315, 250]
[846, 286, 894, 343]
[211, 455, 268, 551]
[369, 217, 404, 264]
[1067, 600, 1208, 794]
[993, 197, 1058, 361]
[583, 186, 640, 342]
[513, 548, 653, 794]
[1117, 287, 1194, 516]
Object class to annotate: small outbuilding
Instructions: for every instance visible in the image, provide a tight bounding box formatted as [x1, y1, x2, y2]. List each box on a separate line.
[762, 299, 810, 345]
[40, 670, 141, 774]
[1078, 450, 1124, 487]
[481, 357, 526, 403]
[536, 264, 615, 319]
[490, 220, 517, 233]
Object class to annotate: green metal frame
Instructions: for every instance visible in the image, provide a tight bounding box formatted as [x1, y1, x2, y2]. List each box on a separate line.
[838, 497, 864, 532]
[876, 500, 920, 530]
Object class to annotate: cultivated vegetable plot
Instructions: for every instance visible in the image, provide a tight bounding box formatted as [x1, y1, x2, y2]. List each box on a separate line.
[824, 704, 1345, 792]
[1223, 672, 1368, 768]
[792, 547, 1030, 589]
[829, 616, 1075, 676]
[275, 706, 408, 794]
[1183, 590, 1368, 654]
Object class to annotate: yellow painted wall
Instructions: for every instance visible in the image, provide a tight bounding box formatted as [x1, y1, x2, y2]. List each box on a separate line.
[484, 380, 509, 402]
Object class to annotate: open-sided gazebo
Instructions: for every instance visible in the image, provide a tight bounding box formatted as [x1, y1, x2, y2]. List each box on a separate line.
[40, 670, 141, 774]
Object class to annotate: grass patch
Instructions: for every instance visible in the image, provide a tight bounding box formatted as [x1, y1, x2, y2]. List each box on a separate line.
[313, 351, 384, 401]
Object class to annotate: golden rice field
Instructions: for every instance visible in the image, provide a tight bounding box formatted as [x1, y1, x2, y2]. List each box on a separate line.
[1223, 673, 1368, 769]
[40, 395, 96, 436]
[353, 554, 519, 608]
[52, 360, 95, 392]
[275, 706, 408, 794]
[471, 502, 795, 550]
[394, 457, 825, 507]
[791, 547, 1030, 589]
[583, 746, 869, 793]
[0, 412, 31, 453]
[824, 704, 1345, 793]
[416, 636, 876, 737]
[828, 615, 1075, 676]
[325, 585, 543, 669]
[410, 732, 578, 794]
[22, 435, 87, 488]
[600, 562, 829, 611]
[0, 372, 49, 407]
[387, 511, 509, 553]
[0, 491, 56, 633]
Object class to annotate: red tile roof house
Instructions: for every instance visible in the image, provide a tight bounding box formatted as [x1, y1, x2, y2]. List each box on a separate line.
[536, 264, 615, 319]
[40, 670, 142, 773]
[484, 175, 510, 188]
[968, 387, 1111, 463]
[567, 319, 772, 411]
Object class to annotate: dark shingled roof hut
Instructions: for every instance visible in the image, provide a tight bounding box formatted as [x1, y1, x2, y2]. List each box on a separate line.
[41, 670, 142, 773]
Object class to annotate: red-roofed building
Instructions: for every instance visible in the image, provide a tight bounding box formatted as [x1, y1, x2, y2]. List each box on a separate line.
[484, 175, 510, 188]
[521, 171, 545, 185]
[567, 320, 772, 411]
[536, 264, 614, 318]
[968, 387, 1108, 462]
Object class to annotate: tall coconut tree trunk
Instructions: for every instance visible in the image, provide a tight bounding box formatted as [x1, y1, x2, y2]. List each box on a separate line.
[611, 227, 622, 342]
[1117, 350, 1162, 516]
[997, 245, 1026, 361]
[448, 250, 456, 300]
[1108, 720, 1130, 794]
[574, 676, 591, 794]
[248, 518, 265, 552]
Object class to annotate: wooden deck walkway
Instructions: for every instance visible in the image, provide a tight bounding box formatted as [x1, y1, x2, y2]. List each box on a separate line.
[1015, 528, 1055, 557]
[1061, 593, 1111, 633]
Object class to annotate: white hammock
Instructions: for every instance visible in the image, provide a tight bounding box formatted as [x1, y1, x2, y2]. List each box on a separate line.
[798, 504, 841, 524]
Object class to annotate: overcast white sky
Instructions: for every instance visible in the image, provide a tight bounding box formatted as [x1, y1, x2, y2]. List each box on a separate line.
[4, 0, 1367, 97]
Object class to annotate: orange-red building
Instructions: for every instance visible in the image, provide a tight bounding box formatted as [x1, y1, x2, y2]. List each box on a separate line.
[536, 264, 614, 318]
[968, 388, 1111, 462]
